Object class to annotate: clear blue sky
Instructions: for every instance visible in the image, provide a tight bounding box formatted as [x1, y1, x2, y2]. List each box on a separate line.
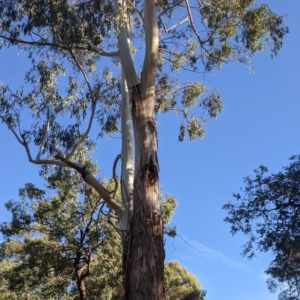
[1, 1, 299, 299]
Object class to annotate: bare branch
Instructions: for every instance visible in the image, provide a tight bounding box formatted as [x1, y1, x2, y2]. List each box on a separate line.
[165, 16, 189, 33]
[183, 0, 203, 46]
[0, 116, 52, 167]
[21, 134, 35, 162]
[29, 158, 68, 167]
[0, 35, 119, 58]
[159, 19, 168, 33]
[0, 116, 24, 145]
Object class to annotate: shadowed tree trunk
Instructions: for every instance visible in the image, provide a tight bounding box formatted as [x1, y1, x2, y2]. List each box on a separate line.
[123, 84, 164, 299]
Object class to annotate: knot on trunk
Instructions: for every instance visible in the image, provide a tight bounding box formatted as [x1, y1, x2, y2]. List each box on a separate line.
[142, 155, 159, 185]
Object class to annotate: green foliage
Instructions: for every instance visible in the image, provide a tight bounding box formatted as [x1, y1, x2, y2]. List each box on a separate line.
[0, 191, 203, 300]
[165, 261, 206, 300]
[160, 194, 177, 224]
[161, 194, 178, 237]
[182, 83, 204, 108]
[223, 155, 300, 299]
[0, 0, 288, 149]
[0, 148, 121, 299]
[0, 149, 202, 299]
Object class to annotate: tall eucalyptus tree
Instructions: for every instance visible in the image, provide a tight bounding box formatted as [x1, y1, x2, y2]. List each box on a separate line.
[0, 0, 288, 298]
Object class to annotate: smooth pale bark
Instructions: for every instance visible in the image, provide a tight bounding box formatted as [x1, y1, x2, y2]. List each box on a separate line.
[120, 70, 134, 236]
[113, 0, 139, 88]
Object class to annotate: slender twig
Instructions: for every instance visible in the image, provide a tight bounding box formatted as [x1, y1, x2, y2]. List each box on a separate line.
[125, 0, 144, 24]
[0, 116, 24, 145]
[112, 154, 121, 199]
[0, 112, 64, 166]
[65, 48, 97, 160]
[46, 22, 97, 160]
[158, 0, 186, 18]
[184, 0, 203, 46]
[164, 16, 189, 33]
[159, 19, 168, 33]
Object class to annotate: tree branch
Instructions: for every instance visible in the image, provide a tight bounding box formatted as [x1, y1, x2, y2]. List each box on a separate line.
[54, 154, 124, 214]
[114, 0, 139, 88]
[65, 48, 97, 160]
[0, 35, 119, 58]
[0, 116, 24, 146]
[112, 154, 121, 199]
[183, 0, 203, 46]
[0, 114, 66, 165]
[125, 0, 144, 24]
[164, 16, 189, 33]
[141, 0, 159, 94]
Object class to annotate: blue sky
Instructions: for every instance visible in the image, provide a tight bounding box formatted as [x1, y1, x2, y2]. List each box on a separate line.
[1, 1, 299, 299]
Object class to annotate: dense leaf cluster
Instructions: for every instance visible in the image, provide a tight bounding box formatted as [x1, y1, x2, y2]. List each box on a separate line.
[0, 152, 204, 299]
[223, 155, 300, 299]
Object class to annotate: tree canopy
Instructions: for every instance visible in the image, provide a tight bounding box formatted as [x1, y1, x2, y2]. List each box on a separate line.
[0, 0, 288, 145]
[0, 152, 204, 299]
[223, 155, 300, 300]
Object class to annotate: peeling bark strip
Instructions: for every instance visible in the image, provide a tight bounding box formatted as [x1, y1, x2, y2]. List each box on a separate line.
[124, 206, 164, 300]
[147, 120, 156, 133]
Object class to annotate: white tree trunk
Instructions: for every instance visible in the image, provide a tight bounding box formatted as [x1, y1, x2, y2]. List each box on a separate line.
[120, 70, 134, 237]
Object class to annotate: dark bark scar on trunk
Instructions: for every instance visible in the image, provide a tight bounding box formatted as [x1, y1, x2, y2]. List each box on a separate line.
[130, 83, 141, 117]
[147, 212, 162, 236]
[141, 155, 159, 185]
[147, 119, 156, 133]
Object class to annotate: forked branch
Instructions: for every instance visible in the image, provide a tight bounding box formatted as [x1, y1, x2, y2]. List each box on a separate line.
[54, 154, 123, 214]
